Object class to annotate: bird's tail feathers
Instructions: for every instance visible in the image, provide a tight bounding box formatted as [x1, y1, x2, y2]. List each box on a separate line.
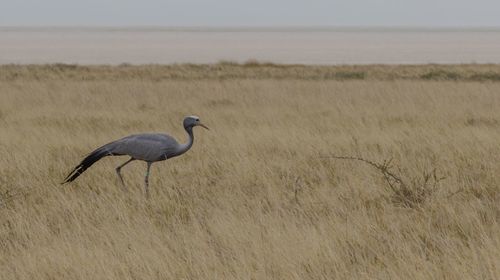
[62, 146, 113, 184]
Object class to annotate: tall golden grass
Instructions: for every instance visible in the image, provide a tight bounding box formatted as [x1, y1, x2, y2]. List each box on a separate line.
[1, 64, 500, 279]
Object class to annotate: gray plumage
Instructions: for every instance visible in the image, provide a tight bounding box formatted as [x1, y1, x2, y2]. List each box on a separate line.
[62, 116, 208, 197]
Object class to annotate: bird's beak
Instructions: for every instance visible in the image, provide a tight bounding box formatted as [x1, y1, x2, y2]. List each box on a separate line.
[198, 123, 209, 130]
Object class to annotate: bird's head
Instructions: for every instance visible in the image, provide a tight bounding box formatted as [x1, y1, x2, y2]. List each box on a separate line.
[183, 115, 209, 130]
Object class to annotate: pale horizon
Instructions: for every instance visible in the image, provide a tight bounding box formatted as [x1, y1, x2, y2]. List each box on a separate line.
[2, 0, 500, 65]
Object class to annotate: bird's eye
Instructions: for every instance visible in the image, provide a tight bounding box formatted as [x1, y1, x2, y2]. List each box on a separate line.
[195, 119, 199, 122]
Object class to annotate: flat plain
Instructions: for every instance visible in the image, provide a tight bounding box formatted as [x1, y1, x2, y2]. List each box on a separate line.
[1, 63, 500, 279]
[1, 27, 500, 64]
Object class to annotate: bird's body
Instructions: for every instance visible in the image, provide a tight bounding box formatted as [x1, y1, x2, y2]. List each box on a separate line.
[108, 133, 184, 162]
[62, 116, 208, 197]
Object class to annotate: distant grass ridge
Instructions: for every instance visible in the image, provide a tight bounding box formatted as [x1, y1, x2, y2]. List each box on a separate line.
[1, 62, 500, 81]
[420, 70, 500, 81]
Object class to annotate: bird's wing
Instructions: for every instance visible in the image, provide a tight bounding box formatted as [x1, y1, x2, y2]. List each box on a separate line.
[108, 133, 179, 161]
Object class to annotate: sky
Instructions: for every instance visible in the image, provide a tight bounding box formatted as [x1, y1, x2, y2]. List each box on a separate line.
[1, 0, 500, 27]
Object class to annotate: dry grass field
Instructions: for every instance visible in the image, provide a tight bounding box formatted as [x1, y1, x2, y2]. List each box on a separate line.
[1, 64, 500, 279]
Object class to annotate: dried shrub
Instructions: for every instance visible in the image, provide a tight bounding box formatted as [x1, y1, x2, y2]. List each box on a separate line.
[326, 156, 445, 208]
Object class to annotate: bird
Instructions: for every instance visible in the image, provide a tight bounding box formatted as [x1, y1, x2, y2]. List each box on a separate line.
[62, 115, 208, 197]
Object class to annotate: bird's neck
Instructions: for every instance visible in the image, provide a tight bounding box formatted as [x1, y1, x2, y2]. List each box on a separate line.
[175, 127, 194, 157]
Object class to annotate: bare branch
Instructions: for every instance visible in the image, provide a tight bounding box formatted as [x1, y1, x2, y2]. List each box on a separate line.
[322, 154, 444, 208]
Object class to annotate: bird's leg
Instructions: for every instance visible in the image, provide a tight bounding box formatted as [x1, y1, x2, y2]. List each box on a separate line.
[144, 162, 152, 199]
[115, 158, 135, 191]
